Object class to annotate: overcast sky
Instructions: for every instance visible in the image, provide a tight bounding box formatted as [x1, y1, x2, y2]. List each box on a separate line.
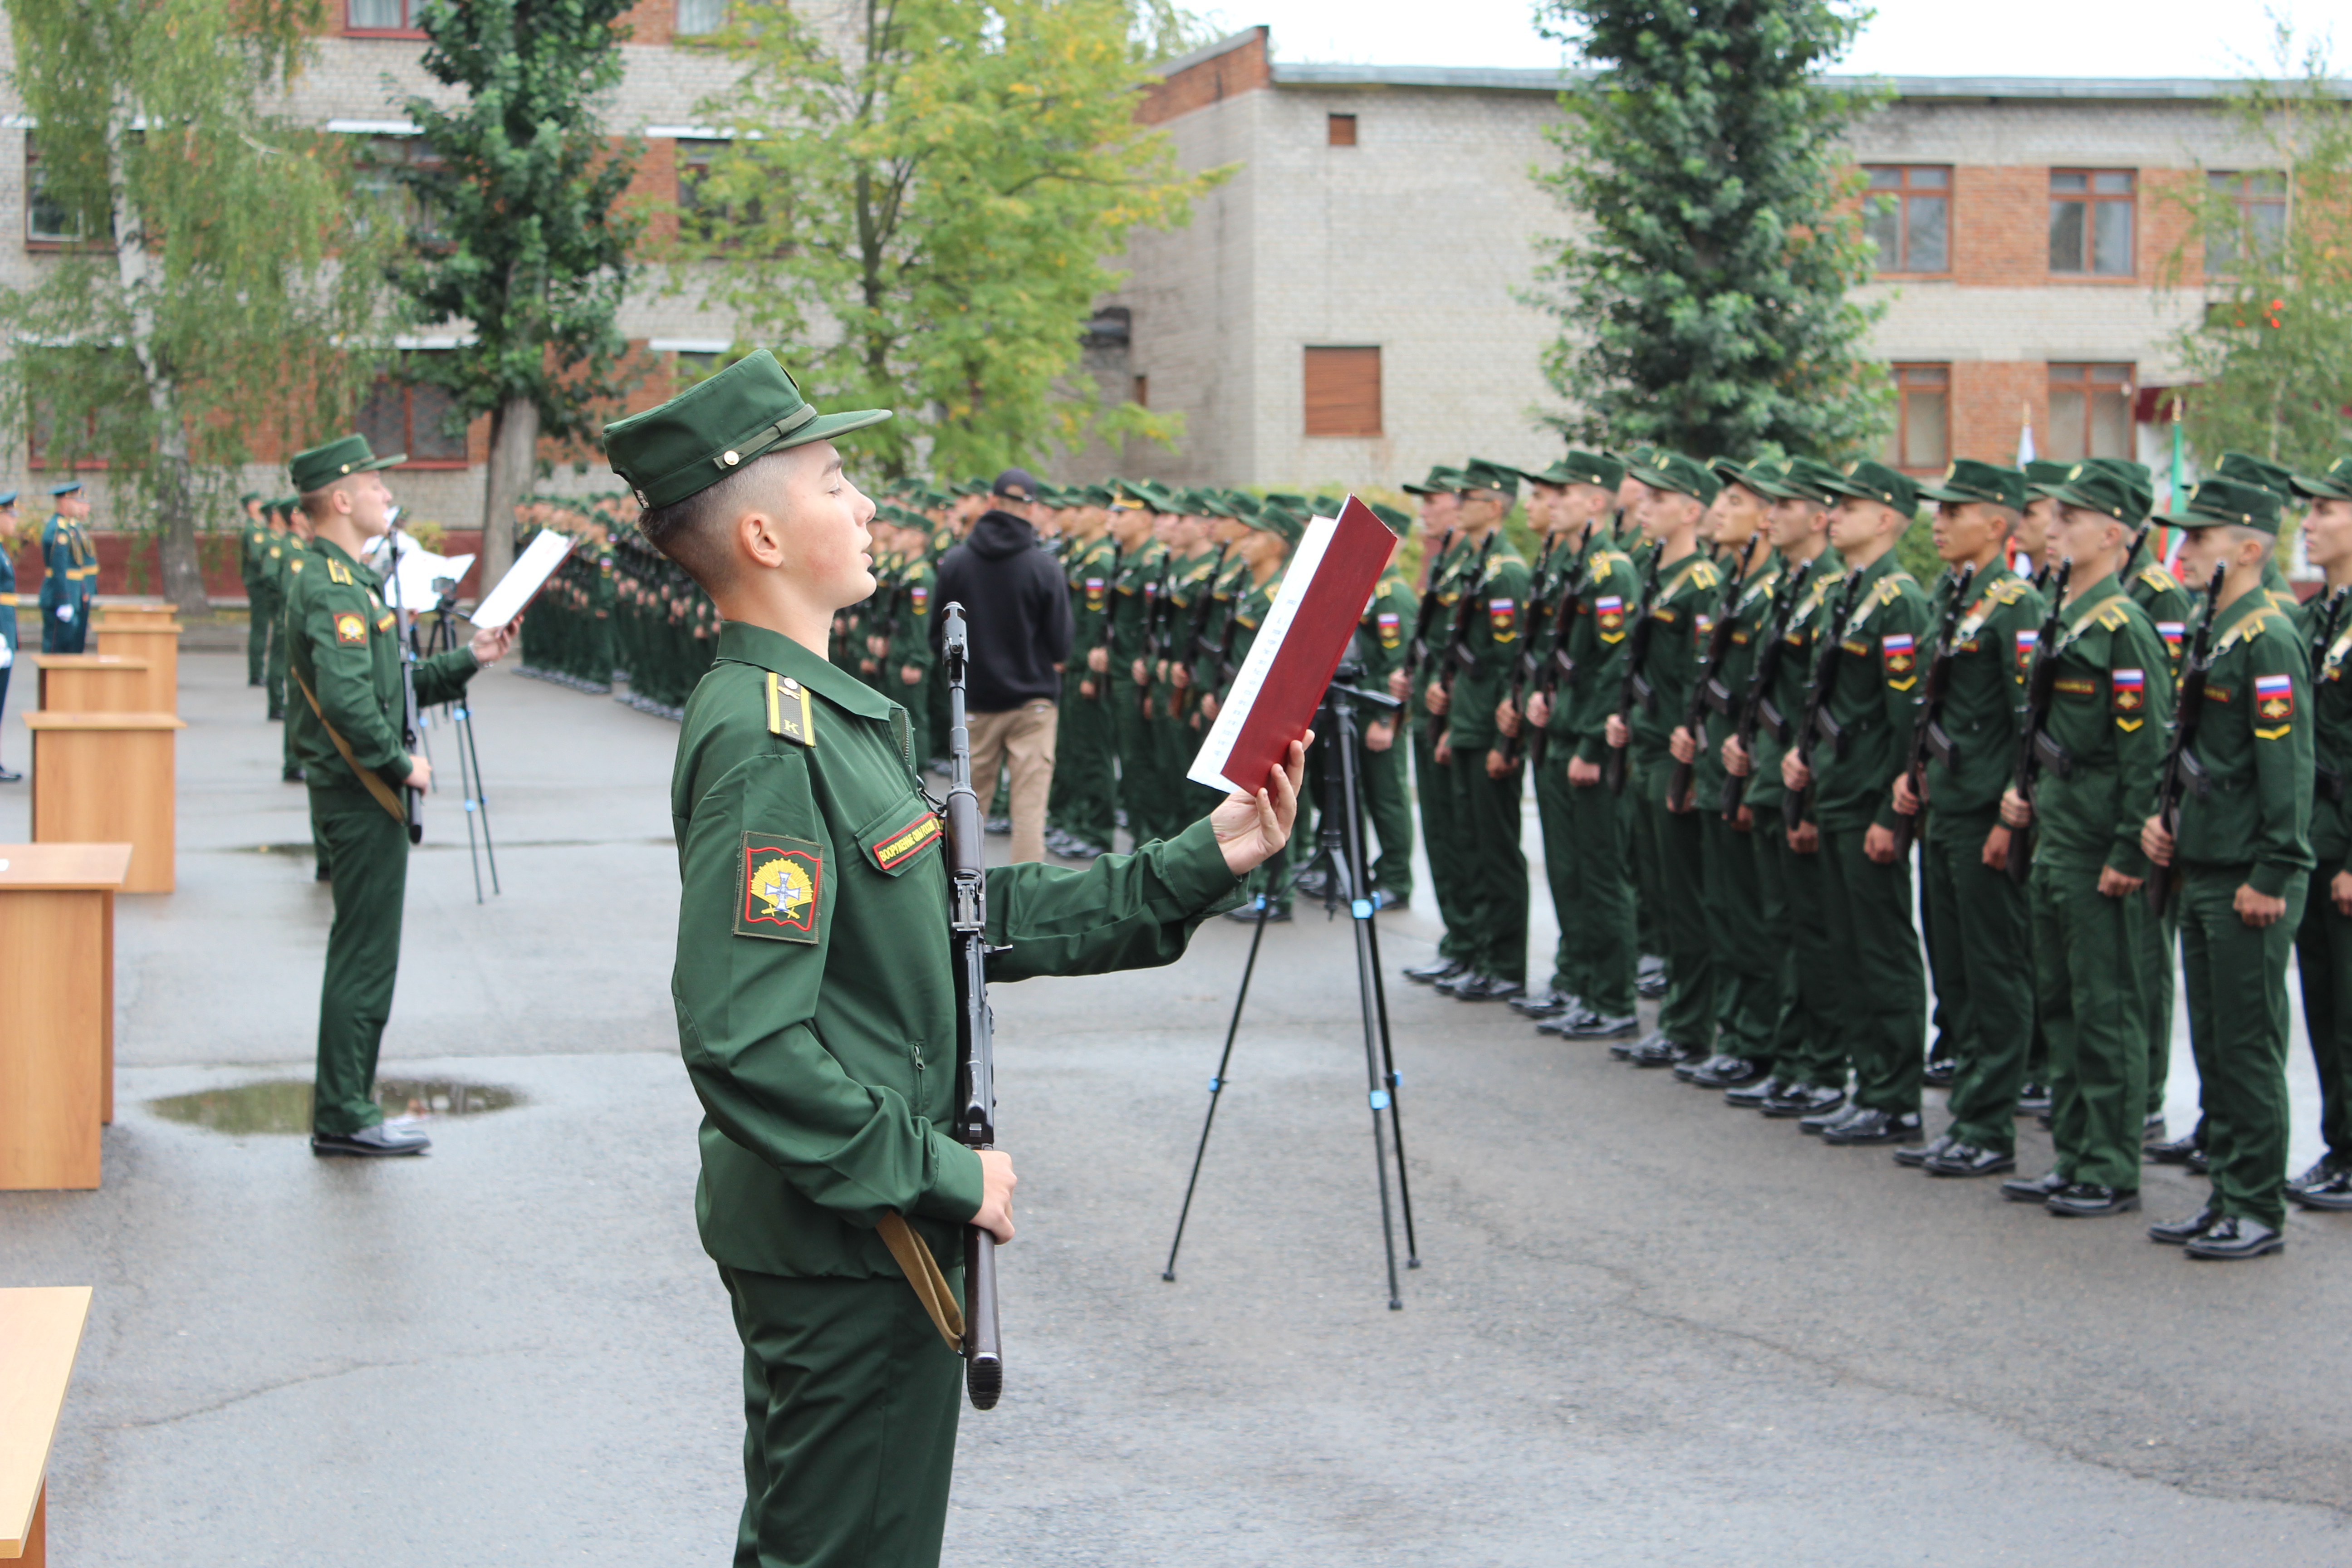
[1205, 0, 2335, 78]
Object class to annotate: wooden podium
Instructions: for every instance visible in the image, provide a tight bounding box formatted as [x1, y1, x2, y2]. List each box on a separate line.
[92, 603, 179, 715]
[24, 713, 184, 893]
[31, 654, 149, 714]
[0, 1286, 93, 1568]
[0, 845, 130, 1191]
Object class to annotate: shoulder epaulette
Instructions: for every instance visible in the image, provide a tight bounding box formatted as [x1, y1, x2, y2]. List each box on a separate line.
[1989, 577, 2028, 605]
[2139, 564, 2181, 593]
[2095, 602, 2130, 632]
[1687, 561, 1721, 589]
[326, 559, 353, 586]
[764, 672, 816, 747]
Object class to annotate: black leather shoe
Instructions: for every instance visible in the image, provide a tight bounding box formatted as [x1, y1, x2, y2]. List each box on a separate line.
[1610, 1029, 1661, 1062]
[2000, 1168, 2068, 1203]
[2148, 1205, 2221, 1245]
[1921, 1056, 1957, 1088]
[1799, 1102, 1865, 1136]
[1689, 1056, 1765, 1090]
[0, 764, 21, 784]
[2145, 1131, 2203, 1166]
[1509, 990, 1575, 1018]
[2291, 1172, 2352, 1211]
[1453, 975, 1526, 1003]
[2287, 1156, 2342, 1193]
[2185, 1146, 2212, 1175]
[1763, 1084, 1845, 1121]
[1674, 1052, 1734, 1083]
[1635, 955, 1668, 1000]
[1823, 1109, 1921, 1146]
[1633, 1038, 1702, 1068]
[1925, 1143, 2016, 1178]
[1403, 957, 1467, 985]
[1548, 1009, 1638, 1040]
[1435, 968, 1491, 997]
[2142, 1112, 2167, 1145]
[2185, 1216, 2284, 1260]
[1291, 867, 1332, 898]
[2045, 1182, 2140, 1217]
[311, 1122, 431, 1157]
[1894, 1133, 1958, 1169]
[1724, 1074, 1787, 1108]
[2014, 1082, 2052, 1115]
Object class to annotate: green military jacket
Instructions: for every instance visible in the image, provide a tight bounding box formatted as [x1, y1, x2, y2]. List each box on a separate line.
[2123, 547, 2193, 675]
[2173, 588, 2314, 896]
[1624, 547, 1721, 774]
[1191, 550, 1251, 694]
[284, 536, 477, 792]
[1752, 554, 1843, 817]
[1410, 534, 1474, 730]
[2301, 593, 2352, 877]
[1697, 544, 1784, 807]
[1812, 551, 1931, 832]
[1445, 535, 1529, 754]
[1921, 564, 2044, 821]
[1356, 564, 1416, 688]
[671, 621, 1243, 1277]
[1111, 540, 1168, 677]
[1224, 568, 1283, 683]
[1546, 527, 1642, 766]
[886, 554, 936, 686]
[2024, 573, 2171, 876]
[240, 517, 274, 589]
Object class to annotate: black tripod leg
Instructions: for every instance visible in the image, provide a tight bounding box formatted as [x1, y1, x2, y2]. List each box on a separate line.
[1360, 908, 1419, 1267]
[1331, 715, 1404, 1308]
[1162, 894, 1269, 1282]
[461, 704, 500, 896]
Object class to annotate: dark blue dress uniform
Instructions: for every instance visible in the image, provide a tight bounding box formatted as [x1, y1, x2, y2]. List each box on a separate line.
[0, 490, 19, 781]
[38, 482, 97, 655]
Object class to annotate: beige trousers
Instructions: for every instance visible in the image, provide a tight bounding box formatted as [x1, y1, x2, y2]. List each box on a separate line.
[965, 701, 1059, 863]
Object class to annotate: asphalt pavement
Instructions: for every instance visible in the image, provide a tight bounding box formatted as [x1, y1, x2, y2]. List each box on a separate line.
[3, 650, 2347, 1565]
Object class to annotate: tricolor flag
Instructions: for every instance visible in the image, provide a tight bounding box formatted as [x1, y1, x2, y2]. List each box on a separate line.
[2156, 620, 2185, 651]
[2112, 667, 2146, 711]
[2256, 672, 2295, 720]
[2016, 628, 2039, 672]
[1597, 595, 1623, 611]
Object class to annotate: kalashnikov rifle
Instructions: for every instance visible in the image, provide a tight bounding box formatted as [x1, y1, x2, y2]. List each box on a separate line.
[940, 603, 1003, 1411]
[1780, 565, 1869, 836]
[2004, 558, 2075, 887]
[1721, 555, 1817, 819]
[1401, 526, 1457, 686]
[1666, 536, 1760, 813]
[1174, 541, 1231, 720]
[1525, 524, 1601, 769]
[386, 528, 425, 844]
[2309, 585, 2352, 807]
[2146, 564, 2229, 915]
[1139, 551, 1177, 715]
[1438, 531, 1500, 701]
[1888, 564, 1978, 858]
[1602, 551, 1666, 797]
[1086, 539, 1125, 701]
[1505, 536, 1586, 768]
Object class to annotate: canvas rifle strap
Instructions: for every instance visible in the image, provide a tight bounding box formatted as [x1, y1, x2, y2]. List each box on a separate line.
[290, 666, 408, 827]
[877, 1213, 966, 1351]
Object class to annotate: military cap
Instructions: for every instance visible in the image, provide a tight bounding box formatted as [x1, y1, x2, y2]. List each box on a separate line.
[1080, 484, 1116, 508]
[1262, 490, 1312, 517]
[1747, 456, 1841, 505]
[1613, 445, 1658, 474]
[0, 490, 17, 508]
[1245, 495, 1306, 546]
[1310, 493, 1344, 517]
[1367, 500, 1411, 535]
[290, 433, 402, 496]
[2216, 450, 2297, 499]
[1630, 450, 1722, 507]
[2159, 475, 2283, 535]
[1459, 458, 1522, 497]
[2034, 461, 2146, 524]
[1401, 465, 1465, 496]
[2289, 456, 2352, 502]
[48, 480, 83, 497]
[2021, 460, 2073, 488]
[601, 351, 889, 509]
[1531, 449, 1625, 491]
[2081, 457, 2155, 521]
[1707, 456, 1773, 496]
[238, 490, 260, 504]
[1821, 459, 1917, 515]
[957, 477, 993, 497]
[1916, 458, 2028, 511]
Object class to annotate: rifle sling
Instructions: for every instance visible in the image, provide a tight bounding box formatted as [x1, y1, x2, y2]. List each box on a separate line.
[290, 665, 408, 827]
[877, 1212, 967, 1352]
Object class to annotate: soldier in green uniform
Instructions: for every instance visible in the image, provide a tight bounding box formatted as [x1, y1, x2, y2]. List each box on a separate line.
[2287, 455, 2352, 1212]
[37, 481, 97, 655]
[258, 500, 298, 722]
[284, 433, 518, 1156]
[237, 491, 271, 686]
[1782, 461, 1932, 1144]
[1887, 461, 2046, 1176]
[1106, 488, 1166, 847]
[1606, 451, 1723, 1058]
[0, 491, 20, 783]
[1049, 490, 1121, 856]
[1399, 467, 1476, 984]
[1209, 498, 1303, 919]
[601, 352, 1303, 1568]
[1355, 502, 1419, 906]
[2141, 477, 2313, 1259]
[882, 512, 936, 740]
[277, 500, 320, 784]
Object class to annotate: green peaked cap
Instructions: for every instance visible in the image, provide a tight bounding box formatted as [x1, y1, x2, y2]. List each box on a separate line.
[602, 349, 891, 509]
[291, 433, 402, 496]
[2159, 475, 2283, 535]
[2216, 450, 2296, 499]
[1821, 458, 1917, 514]
[2289, 455, 2352, 502]
[2033, 461, 2146, 525]
[1917, 458, 2028, 510]
[1631, 450, 1721, 506]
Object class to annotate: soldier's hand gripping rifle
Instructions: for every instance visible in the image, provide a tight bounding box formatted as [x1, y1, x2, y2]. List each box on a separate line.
[1888, 565, 1977, 859]
[1507, 542, 1587, 768]
[387, 529, 425, 844]
[1780, 566, 1868, 836]
[1603, 552, 1666, 797]
[1086, 540, 1124, 701]
[1721, 556, 1816, 819]
[1401, 527, 1457, 686]
[1438, 531, 1500, 701]
[940, 604, 1003, 1411]
[2145, 564, 2228, 915]
[1666, 536, 1759, 813]
[2004, 558, 2074, 887]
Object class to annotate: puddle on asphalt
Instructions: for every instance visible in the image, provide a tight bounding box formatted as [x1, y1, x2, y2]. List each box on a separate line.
[147, 1078, 523, 1135]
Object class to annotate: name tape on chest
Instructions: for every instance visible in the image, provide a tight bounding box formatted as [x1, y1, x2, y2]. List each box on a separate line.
[867, 809, 944, 873]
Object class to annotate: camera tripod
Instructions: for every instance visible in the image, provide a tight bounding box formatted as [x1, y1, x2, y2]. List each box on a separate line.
[1162, 665, 1421, 1308]
[398, 569, 501, 905]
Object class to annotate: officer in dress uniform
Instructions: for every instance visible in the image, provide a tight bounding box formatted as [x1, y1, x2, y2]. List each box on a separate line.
[598, 350, 1303, 1568]
[38, 480, 97, 654]
[0, 490, 20, 783]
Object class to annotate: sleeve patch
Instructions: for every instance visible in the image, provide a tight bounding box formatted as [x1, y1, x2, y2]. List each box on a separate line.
[2112, 668, 2145, 712]
[2256, 673, 2295, 721]
[2015, 629, 2038, 673]
[333, 611, 367, 645]
[1881, 632, 1916, 678]
[739, 833, 822, 941]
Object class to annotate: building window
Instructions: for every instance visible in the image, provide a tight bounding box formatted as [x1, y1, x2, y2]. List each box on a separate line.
[1303, 346, 1380, 437]
[1884, 364, 1949, 473]
[358, 371, 467, 465]
[2049, 169, 2134, 276]
[2046, 363, 2135, 462]
[354, 134, 445, 245]
[1132, 374, 1149, 408]
[24, 135, 88, 245]
[344, 0, 426, 33]
[2205, 170, 2288, 274]
[1862, 165, 1949, 274]
[1328, 113, 1357, 147]
[674, 0, 726, 34]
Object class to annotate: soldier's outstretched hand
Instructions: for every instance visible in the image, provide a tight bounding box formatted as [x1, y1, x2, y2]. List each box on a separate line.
[1212, 734, 1310, 875]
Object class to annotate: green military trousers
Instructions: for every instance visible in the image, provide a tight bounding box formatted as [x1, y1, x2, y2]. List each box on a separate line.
[2026, 858, 2151, 1189]
[2293, 865, 2352, 1168]
[1532, 754, 1577, 996]
[2142, 905, 2180, 1119]
[1700, 812, 1777, 1065]
[245, 580, 271, 685]
[1817, 828, 1926, 1114]
[1112, 690, 1162, 847]
[1049, 673, 1118, 852]
[720, 1267, 962, 1568]
[1755, 829, 1845, 1088]
[309, 785, 408, 1137]
[267, 590, 292, 722]
[1924, 810, 2034, 1154]
[1445, 751, 1528, 983]
[1637, 763, 1715, 1047]
[1414, 727, 1470, 963]
[2179, 865, 2305, 1227]
[1552, 767, 1636, 1016]
[1361, 732, 1414, 905]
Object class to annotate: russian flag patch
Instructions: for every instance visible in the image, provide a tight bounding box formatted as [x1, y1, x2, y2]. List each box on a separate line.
[1882, 631, 1916, 676]
[2015, 628, 2038, 673]
[2112, 667, 2145, 712]
[2256, 672, 2295, 721]
[2157, 621, 2185, 647]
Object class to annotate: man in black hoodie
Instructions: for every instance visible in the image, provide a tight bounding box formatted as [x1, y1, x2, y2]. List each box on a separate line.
[933, 467, 1075, 861]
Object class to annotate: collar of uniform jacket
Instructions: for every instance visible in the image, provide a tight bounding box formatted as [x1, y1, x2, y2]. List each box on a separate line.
[714, 619, 898, 721]
[311, 534, 382, 590]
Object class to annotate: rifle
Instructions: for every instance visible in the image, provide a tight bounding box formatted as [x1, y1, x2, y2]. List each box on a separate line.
[1402, 527, 1457, 685]
[940, 604, 1003, 1411]
[2309, 585, 2352, 806]
[1139, 551, 1176, 715]
[1175, 541, 1231, 719]
[2146, 564, 2230, 914]
[1086, 539, 1124, 701]
[1509, 535, 1589, 768]
[1780, 566, 1869, 836]
[1602, 551, 1665, 796]
[1438, 531, 1500, 700]
[387, 530, 425, 844]
[1722, 555, 1817, 818]
[2004, 559, 2075, 887]
[1666, 536, 1760, 813]
[1887, 564, 1978, 858]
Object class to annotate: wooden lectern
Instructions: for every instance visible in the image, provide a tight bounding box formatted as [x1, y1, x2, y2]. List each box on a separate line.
[92, 605, 179, 715]
[24, 713, 184, 893]
[30, 654, 149, 714]
[0, 1286, 94, 1567]
[0, 845, 130, 1190]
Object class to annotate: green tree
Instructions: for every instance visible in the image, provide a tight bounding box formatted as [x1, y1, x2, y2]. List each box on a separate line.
[1530, 0, 1889, 460]
[393, 0, 643, 585]
[2159, 30, 2352, 467]
[0, 0, 396, 615]
[675, 0, 1226, 479]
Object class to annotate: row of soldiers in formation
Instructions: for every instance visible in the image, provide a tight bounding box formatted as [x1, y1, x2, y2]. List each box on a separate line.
[0, 481, 100, 782]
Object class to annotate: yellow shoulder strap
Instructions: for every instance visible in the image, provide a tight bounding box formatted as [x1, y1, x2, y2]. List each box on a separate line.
[289, 666, 407, 827]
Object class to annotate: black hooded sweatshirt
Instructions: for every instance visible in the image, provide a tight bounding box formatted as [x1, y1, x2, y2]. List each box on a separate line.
[931, 508, 1073, 710]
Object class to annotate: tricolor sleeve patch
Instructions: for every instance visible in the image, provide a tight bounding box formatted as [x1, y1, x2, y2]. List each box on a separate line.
[1882, 631, 1917, 678]
[2112, 667, 2145, 712]
[2256, 672, 2295, 722]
